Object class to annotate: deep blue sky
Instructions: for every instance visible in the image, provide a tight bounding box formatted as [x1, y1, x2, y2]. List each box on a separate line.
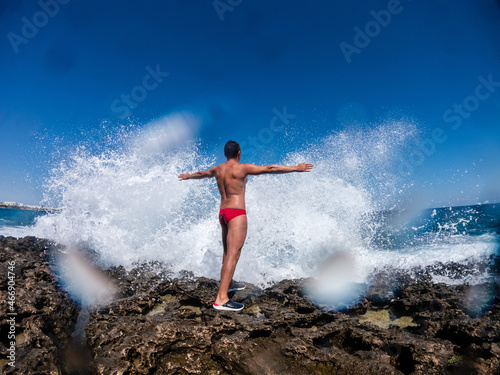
[1, 0, 500, 206]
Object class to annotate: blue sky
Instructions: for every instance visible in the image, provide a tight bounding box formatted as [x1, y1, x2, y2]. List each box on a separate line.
[1, 0, 499, 206]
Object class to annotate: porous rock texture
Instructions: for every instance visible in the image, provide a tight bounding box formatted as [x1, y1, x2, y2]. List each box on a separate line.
[1, 237, 499, 374]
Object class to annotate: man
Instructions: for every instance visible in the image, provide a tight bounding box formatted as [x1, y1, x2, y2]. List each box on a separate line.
[178, 140, 314, 311]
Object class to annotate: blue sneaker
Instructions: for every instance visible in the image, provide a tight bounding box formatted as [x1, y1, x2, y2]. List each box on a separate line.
[228, 282, 246, 293]
[213, 299, 244, 311]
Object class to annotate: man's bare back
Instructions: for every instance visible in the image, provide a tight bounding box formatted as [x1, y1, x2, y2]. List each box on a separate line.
[180, 159, 313, 210]
[178, 140, 313, 311]
[213, 160, 248, 210]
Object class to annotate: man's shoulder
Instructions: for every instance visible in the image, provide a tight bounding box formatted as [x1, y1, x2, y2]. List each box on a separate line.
[222, 162, 255, 169]
[237, 163, 257, 172]
[224, 163, 253, 177]
[217, 162, 257, 176]
[239, 163, 257, 168]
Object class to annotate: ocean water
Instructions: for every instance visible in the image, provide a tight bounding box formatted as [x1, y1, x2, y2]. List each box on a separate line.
[1, 114, 498, 289]
[0, 208, 48, 238]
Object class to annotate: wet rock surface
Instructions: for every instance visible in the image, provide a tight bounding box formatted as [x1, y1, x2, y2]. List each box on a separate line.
[85, 274, 500, 375]
[0, 236, 81, 374]
[1, 237, 500, 374]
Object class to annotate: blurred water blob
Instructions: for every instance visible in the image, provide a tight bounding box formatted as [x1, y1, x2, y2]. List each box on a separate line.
[51, 246, 117, 307]
[133, 113, 200, 156]
[305, 250, 369, 311]
[462, 283, 498, 317]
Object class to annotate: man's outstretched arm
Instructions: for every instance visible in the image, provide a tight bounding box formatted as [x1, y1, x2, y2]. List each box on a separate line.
[244, 162, 314, 175]
[178, 167, 216, 181]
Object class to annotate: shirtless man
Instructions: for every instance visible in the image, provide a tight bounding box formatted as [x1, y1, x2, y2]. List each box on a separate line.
[178, 140, 314, 311]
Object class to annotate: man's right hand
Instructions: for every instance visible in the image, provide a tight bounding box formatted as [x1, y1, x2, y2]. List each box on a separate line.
[296, 162, 314, 172]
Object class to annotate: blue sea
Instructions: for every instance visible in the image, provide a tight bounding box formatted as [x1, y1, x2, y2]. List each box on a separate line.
[0, 208, 48, 237]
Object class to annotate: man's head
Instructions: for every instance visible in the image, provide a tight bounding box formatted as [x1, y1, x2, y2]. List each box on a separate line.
[224, 140, 241, 160]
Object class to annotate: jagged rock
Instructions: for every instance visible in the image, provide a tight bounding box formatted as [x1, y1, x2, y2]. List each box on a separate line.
[2, 237, 499, 374]
[0, 236, 81, 374]
[86, 274, 500, 374]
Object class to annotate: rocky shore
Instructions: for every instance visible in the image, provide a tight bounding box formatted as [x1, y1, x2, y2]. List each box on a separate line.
[1, 236, 499, 374]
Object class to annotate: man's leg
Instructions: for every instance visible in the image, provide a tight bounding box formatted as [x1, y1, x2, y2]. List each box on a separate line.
[220, 222, 240, 291]
[221, 220, 228, 260]
[215, 215, 247, 305]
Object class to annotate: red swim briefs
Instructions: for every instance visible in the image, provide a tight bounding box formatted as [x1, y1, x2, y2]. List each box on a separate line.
[219, 208, 246, 225]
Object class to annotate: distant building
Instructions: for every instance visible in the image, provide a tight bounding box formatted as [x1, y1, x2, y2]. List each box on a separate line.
[0, 201, 60, 212]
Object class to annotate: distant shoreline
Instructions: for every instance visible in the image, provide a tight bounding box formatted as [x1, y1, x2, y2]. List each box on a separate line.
[0, 203, 60, 212]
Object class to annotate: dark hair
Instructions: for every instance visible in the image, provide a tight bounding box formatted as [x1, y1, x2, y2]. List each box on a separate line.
[224, 140, 240, 159]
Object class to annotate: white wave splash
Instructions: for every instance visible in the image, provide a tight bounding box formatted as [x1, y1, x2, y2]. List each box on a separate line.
[25, 115, 496, 287]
